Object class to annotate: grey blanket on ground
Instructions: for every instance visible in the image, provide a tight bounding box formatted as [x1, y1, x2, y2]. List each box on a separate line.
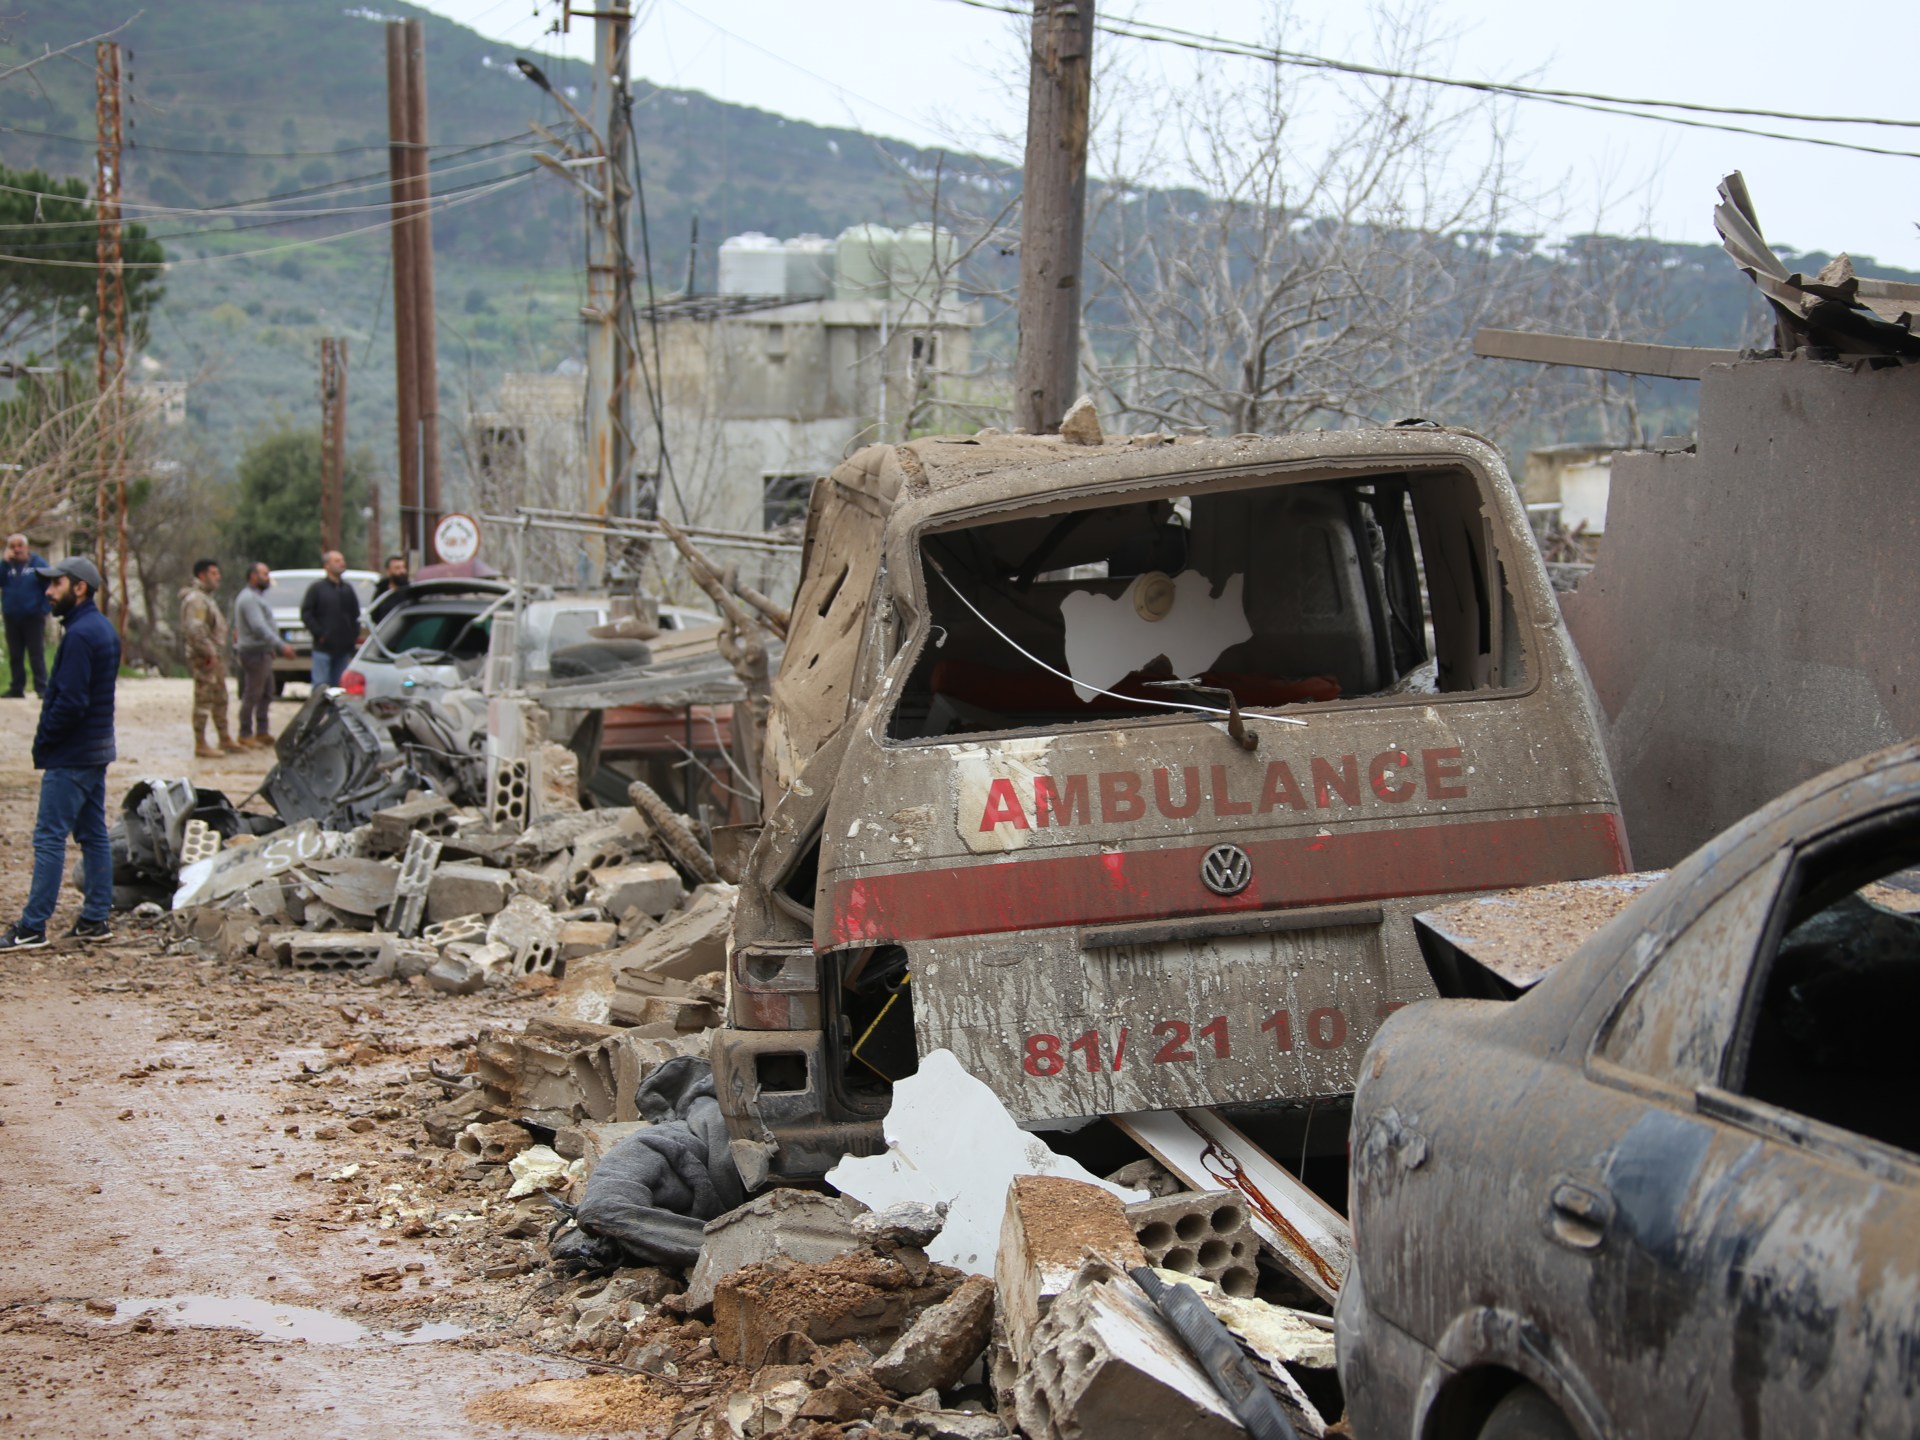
[551, 1056, 747, 1270]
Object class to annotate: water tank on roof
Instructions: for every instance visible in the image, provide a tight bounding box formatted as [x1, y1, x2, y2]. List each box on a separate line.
[783, 234, 835, 300]
[718, 232, 786, 297]
[834, 223, 896, 301]
[889, 223, 955, 313]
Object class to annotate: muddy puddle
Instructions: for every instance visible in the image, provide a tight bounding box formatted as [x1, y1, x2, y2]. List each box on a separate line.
[76, 1294, 466, 1347]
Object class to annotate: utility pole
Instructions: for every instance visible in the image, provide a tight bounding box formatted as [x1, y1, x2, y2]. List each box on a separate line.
[582, 0, 635, 550]
[318, 338, 347, 554]
[403, 18, 443, 558]
[1013, 0, 1094, 435]
[384, 23, 421, 566]
[94, 39, 128, 627]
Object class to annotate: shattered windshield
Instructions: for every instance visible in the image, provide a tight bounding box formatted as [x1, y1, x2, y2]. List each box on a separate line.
[888, 468, 1526, 741]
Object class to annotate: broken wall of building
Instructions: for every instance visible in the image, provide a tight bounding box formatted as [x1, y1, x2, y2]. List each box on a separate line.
[1562, 353, 1920, 867]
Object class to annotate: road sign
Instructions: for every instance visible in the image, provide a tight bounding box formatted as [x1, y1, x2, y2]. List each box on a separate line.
[433, 512, 481, 565]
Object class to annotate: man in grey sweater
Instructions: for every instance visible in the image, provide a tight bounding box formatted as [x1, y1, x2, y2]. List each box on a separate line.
[232, 562, 293, 747]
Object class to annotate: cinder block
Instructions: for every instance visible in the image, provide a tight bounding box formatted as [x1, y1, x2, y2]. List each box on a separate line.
[367, 794, 456, 856]
[426, 862, 512, 923]
[275, 931, 394, 972]
[1013, 1267, 1242, 1440]
[487, 894, 563, 978]
[1126, 1192, 1258, 1299]
[390, 831, 442, 938]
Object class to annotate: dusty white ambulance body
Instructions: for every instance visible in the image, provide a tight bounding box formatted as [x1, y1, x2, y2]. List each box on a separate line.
[713, 427, 1627, 1182]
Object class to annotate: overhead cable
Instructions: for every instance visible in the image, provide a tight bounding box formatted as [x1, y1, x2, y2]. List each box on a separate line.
[943, 0, 1920, 160]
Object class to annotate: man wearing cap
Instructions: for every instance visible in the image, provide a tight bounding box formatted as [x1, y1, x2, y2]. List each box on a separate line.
[0, 557, 119, 950]
[181, 557, 239, 758]
[1, 532, 50, 698]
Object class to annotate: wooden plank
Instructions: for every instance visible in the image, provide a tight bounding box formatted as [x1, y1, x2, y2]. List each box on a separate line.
[1473, 328, 1740, 379]
[1116, 1107, 1351, 1306]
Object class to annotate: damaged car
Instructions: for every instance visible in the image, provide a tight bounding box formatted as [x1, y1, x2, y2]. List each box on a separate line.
[1339, 739, 1920, 1440]
[716, 426, 1630, 1183]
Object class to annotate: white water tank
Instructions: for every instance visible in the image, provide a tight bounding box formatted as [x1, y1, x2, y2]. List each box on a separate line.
[783, 234, 836, 300]
[718, 232, 786, 297]
[834, 223, 896, 301]
[889, 223, 955, 312]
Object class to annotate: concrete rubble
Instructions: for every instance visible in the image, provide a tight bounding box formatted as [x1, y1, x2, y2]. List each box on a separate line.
[136, 654, 1353, 1439]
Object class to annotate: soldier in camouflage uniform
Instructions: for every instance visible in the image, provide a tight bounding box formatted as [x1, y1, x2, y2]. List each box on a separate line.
[181, 558, 239, 758]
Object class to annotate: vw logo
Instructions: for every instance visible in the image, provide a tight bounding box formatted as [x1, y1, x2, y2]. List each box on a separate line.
[1200, 843, 1253, 896]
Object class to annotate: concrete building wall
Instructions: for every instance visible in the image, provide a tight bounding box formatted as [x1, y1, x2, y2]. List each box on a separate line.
[1561, 353, 1920, 868]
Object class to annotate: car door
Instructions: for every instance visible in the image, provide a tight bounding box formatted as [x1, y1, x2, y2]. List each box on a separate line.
[1590, 809, 1920, 1439]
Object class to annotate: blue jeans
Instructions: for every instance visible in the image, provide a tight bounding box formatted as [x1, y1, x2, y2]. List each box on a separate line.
[310, 650, 348, 688]
[23, 765, 111, 931]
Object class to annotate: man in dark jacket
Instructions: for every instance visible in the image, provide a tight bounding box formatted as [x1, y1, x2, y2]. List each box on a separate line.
[300, 550, 362, 689]
[0, 532, 50, 698]
[0, 556, 118, 950]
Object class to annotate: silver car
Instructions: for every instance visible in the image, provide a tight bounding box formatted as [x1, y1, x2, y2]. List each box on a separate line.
[264, 568, 379, 693]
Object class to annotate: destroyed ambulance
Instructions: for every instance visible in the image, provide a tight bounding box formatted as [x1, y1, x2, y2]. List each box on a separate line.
[714, 425, 1629, 1185]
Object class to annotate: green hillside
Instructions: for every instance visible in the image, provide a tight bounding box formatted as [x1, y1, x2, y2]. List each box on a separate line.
[1, 0, 1910, 505]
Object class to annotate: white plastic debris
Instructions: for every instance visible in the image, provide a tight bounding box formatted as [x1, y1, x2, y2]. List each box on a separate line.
[826, 1049, 1144, 1276]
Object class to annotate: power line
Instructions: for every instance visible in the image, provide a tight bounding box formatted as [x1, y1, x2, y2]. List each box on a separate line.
[0, 168, 537, 269]
[0, 119, 544, 159]
[0, 148, 548, 236]
[943, 0, 1920, 161]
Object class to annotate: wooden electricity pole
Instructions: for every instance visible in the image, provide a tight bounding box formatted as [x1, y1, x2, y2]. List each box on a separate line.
[385, 24, 421, 564]
[403, 18, 443, 556]
[318, 338, 347, 554]
[1013, 0, 1094, 436]
[94, 39, 128, 625]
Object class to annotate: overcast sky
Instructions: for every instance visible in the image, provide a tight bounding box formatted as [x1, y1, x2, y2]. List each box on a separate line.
[420, 0, 1920, 268]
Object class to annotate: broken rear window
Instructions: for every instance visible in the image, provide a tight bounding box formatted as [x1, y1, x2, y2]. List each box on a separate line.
[889, 468, 1526, 741]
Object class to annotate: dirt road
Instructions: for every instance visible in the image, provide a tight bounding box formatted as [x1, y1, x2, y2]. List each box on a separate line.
[0, 680, 583, 1437]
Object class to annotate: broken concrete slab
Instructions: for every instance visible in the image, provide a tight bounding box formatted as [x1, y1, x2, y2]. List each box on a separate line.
[426, 954, 487, 995]
[551, 1120, 648, 1173]
[872, 1272, 996, 1397]
[711, 1251, 962, 1367]
[827, 1049, 1145, 1276]
[997, 1176, 1147, 1365]
[607, 970, 723, 1031]
[684, 1188, 866, 1313]
[853, 1202, 948, 1251]
[594, 881, 733, 985]
[571, 1027, 714, 1123]
[475, 1019, 623, 1126]
[301, 856, 401, 919]
[174, 819, 338, 909]
[587, 860, 685, 919]
[425, 862, 513, 924]
[558, 919, 616, 960]
[1013, 1265, 1242, 1440]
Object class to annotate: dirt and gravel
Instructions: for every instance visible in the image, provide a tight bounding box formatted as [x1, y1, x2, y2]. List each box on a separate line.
[0, 679, 678, 1438]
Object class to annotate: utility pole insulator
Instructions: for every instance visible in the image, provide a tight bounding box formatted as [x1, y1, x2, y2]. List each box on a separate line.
[1013, 0, 1094, 436]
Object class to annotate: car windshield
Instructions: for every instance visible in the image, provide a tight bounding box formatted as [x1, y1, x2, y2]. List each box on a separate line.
[380, 609, 490, 659]
[889, 468, 1527, 741]
[265, 575, 375, 611]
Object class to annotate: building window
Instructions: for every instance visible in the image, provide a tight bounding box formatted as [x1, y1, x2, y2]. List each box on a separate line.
[763, 472, 815, 530]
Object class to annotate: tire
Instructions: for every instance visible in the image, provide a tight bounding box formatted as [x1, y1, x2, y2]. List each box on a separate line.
[1478, 1385, 1579, 1440]
[628, 779, 719, 886]
[550, 639, 653, 680]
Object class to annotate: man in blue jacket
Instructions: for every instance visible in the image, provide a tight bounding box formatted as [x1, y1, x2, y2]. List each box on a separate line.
[0, 556, 119, 950]
[0, 532, 50, 698]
